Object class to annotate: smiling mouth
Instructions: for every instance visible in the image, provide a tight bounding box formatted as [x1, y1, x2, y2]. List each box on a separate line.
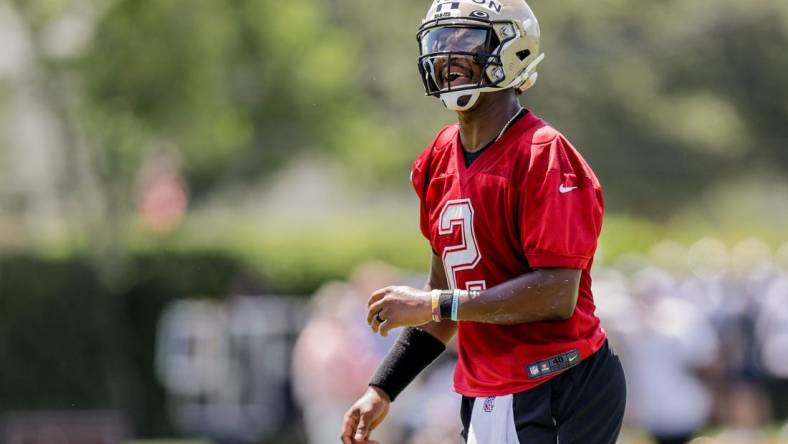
[442, 66, 473, 88]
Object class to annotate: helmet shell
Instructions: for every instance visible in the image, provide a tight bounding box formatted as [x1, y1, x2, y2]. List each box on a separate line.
[419, 0, 543, 98]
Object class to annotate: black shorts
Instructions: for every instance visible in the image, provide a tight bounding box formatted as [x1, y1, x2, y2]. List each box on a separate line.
[460, 340, 626, 444]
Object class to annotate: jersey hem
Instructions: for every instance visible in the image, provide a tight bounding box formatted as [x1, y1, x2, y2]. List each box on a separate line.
[453, 371, 564, 398]
[452, 331, 607, 397]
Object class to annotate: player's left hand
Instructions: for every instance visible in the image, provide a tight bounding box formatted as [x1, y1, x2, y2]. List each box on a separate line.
[367, 286, 431, 336]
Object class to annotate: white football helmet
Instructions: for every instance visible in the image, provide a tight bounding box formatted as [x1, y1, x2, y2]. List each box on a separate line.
[417, 0, 545, 111]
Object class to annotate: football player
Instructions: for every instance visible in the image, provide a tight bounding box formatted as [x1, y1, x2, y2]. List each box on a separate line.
[341, 1, 626, 443]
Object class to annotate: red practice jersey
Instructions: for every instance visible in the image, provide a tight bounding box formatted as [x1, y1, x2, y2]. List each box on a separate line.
[411, 111, 607, 396]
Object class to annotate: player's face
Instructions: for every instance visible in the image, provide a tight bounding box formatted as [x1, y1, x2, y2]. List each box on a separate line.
[419, 27, 488, 90]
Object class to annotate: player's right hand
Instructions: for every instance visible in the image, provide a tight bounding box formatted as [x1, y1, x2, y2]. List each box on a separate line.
[340, 386, 391, 444]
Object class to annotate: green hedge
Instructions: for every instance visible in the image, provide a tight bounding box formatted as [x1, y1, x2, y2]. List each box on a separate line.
[0, 252, 245, 437]
[0, 256, 115, 410]
[2, 215, 776, 437]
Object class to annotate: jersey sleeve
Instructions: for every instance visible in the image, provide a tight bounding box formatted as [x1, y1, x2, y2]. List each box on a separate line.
[411, 125, 454, 243]
[411, 147, 432, 241]
[520, 129, 604, 269]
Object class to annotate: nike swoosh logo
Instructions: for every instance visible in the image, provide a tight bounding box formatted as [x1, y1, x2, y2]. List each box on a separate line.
[568, 355, 577, 362]
[559, 184, 578, 194]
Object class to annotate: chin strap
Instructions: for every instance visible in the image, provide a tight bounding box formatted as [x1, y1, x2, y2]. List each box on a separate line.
[440, 89, 481, 111]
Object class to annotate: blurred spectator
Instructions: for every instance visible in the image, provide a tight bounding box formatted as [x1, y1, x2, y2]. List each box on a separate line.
[754, 275, 788, 420]
[623, 270, 720, 444]
[716, 382, 770, 444]
[292, 261, 462, 444]
[292, 239, 788, 443]
[156, 295, 300, 443]
[594, 237, 788, 444]
[134, 147, 188, 234]
[291, 277, 392, 444]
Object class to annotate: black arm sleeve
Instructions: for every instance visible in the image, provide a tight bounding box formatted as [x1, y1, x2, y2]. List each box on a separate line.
[368, 327, 446, 401]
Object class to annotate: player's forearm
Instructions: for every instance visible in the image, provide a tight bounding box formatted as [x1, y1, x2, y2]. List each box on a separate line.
[425, 252, 449, 292]
[418, 319, 458, 344]
[368, 326, 447, 401]
[419, 253, 457, 344]
[455, 268, 580, 324]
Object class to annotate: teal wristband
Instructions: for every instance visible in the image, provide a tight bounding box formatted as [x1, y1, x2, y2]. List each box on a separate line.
[450, 289, 460, 321]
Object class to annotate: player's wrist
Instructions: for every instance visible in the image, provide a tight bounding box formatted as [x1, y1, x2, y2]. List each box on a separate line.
[438, 290, 453, 320]
[435, 289, 482, 321]
[367, 385, 391, 403]
[430, 289, 441, 321]
[369, 327, 446, 401]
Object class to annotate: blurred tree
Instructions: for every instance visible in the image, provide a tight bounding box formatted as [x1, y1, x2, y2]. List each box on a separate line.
[78, 0, 421, 195]
[529, 0, 788, 214]
[3, 0, 788, 235]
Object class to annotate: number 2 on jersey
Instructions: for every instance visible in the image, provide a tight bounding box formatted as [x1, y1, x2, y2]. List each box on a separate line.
[439, 199, 487, 291]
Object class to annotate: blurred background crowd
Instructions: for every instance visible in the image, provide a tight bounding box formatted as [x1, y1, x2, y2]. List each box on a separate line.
[0, 0, 787, 443]
[288, 238, 788, 444]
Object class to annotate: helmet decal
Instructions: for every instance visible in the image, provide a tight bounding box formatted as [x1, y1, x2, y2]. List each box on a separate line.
[433, 0, 503, 15]
[435, 2, 460, 12]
